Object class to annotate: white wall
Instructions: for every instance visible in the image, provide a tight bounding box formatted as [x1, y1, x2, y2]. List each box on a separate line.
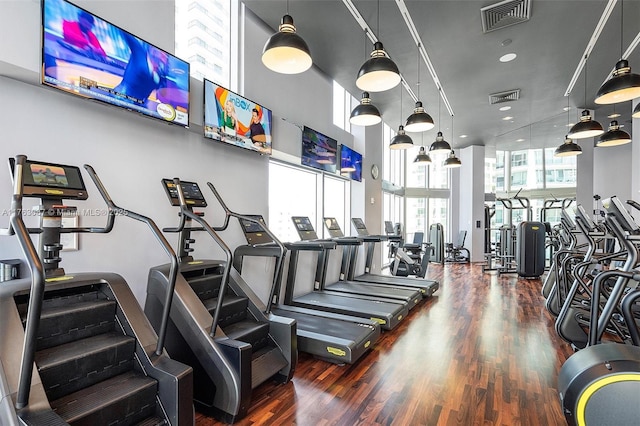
[458, 145, 485, 262]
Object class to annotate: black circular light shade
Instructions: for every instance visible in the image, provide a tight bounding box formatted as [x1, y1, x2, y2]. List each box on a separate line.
[414, 146, 432, 164]
[262, 15, 312, 74]
[567, 110, 604, 139]
[633, 102, 640, 119]
[597, 120, 631, 147]
[595, 60, 640, 104]
[429, 131, 451, 153]
[405, 101, 435, 133]
[554, 136, 583, 157]
[350, 92, 382, 126]
[389, 125, 413, 150]
[443, 150, 461, 168]
[356, 41, 401, 93]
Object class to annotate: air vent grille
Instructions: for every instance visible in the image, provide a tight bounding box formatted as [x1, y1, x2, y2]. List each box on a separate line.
[489, 89, 521, 104]
[481, 0, 532, 33]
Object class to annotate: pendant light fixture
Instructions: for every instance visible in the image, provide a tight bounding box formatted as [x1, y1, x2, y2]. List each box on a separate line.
[414, 146, 432, 164]
[595, 0, 640, 104]
[350, 92, 382, 126]
[633, 102, 640, 118]
[597, 120, 631, 147]
[390, 82, 413, 150]
[262, 1, 312, 74]
[356, 1, 401, 92]
[568, 56, 604, 139]
[405, 44, 434, 133]
[428, 89, 450, 154]
[555, 98, 583, 157]
[442, 115, 461, 168]
[554, 136, 583, 157]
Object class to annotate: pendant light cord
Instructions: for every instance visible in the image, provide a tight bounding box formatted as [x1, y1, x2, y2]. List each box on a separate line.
[416, 45, 421, 99]
[377, 0, 380, 39]
[286, 0, 289, 14]
[620, 0, 624, 58]
[438, 88, 442, 129]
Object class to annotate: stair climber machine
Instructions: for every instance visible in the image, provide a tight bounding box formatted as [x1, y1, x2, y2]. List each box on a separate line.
[144, 179, 295, 423]
[202, 182, 380, 364]
[558, 197, 640, 425]
[0, 156, 193, 426]
[350, 218, 439, 296]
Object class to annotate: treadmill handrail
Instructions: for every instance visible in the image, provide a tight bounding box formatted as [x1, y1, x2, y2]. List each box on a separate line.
[84, 164, 179, 356]
[206, 182, 284, 313]
[174, 179, 232, 337]
[10, 156, 45, 410]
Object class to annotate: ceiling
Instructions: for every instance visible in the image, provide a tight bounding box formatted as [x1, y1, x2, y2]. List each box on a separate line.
[242, 0, 640, 154]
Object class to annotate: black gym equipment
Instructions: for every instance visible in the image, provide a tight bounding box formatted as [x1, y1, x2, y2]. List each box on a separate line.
[0, 156, 193, 426]
[145, 179, 295, 423]
[286, 216, 409, 330]
[348, 218, 439, 296]
[203, 186, 380, 364]
[445, 230, 470, 263]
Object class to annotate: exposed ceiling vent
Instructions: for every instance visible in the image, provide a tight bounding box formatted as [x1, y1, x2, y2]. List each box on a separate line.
[489, 89, 521, 104]
[481, 0, 532, 33]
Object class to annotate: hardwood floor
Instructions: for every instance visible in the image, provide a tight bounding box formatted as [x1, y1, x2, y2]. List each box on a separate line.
[196, 263, 575, 425]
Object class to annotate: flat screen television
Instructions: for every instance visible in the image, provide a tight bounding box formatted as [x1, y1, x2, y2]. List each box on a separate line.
[339, 144, 362, 182]
[203, 79, 273, 155]
[301, 126, 337, 172]
[41, 0, 190, 126]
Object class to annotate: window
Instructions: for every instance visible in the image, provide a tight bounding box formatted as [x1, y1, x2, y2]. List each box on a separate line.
[323, 175, 350, 238]
[332, 81, 355, 132]
[544, 148, 577, 188]
[176, 0, 231, 86]
[382, 124, 404, 187]
[511, 151, 527, 167]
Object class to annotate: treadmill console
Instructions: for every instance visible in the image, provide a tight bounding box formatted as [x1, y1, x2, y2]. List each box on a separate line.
[602, 196, 640, 234]
[384, 221, 394, 235]
[351, 218, 369, 236]
[575, 205, 597, 230]
[161, 179, 207, 207]
[291, 216, 318, 240]
[239, 215, 274, 245]
[323, 217, 344, 238]
[9, 158, 88, 200]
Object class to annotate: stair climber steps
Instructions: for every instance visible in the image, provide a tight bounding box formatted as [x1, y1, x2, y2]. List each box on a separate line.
[134, 416, 168, 426]
[50, 370, 158, 426]
[223, 320, 271, 352]
[250, 346, 289, 389]
[22, 298, 117, 351]
[35, 332, 136, 401]
[201, 294, 248, 327]
[185, 274, 224, 301]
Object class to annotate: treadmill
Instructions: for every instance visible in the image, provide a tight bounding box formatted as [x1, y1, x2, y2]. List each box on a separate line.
[348, 218, 440, 297]
[233, 214, 380, 364]
[320, 217, 422, 308]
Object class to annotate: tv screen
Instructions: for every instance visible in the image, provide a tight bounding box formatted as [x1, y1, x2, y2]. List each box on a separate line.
[339, 144, 363, 182]
[41, 0, 190, 126]
[203, 79, 273, 155]
[301, 126, 337, 172]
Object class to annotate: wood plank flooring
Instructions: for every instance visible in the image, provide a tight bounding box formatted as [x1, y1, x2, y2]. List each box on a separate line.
[196, 263, 575, 425]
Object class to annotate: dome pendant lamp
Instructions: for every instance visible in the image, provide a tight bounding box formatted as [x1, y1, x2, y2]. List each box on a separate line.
[597, 120, 631, 147]
[633, 102, 640, 118]
[428, 89, 450, 154]
[595, 0, 640, 104]
[414, 146, 432, 164]
[554, 136, 583, 157]
[262, 4, 312, 75]
[404, 44, 434, 132]
[350, 92, 382, 126]
[356, 1, 401, 92]
[443, 150, 462, 168]
[390, 82, 413, 150]
[568, 57, 603, 139]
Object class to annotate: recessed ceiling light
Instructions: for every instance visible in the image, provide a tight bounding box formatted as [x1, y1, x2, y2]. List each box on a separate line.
[502, 116, 513, 120]
[499, 53, 517, 63]
[516, 138, 525, 142]
[563, 106, 571, 111]
[608, 112, 621, 118]
[499, 106, 512, 111]
[460, 134, 468, 138]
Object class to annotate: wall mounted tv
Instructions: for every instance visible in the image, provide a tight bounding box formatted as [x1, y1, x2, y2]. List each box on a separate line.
[301, 126, 337, 172]
[203, 79, 273, 155]
[339, 144, 363, 182]
[41, 0, 190, 126]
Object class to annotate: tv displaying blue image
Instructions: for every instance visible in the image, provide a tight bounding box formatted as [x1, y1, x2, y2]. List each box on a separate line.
[301, 126, 337, 172]
[339, 144, 363, 182]
[41, 0, 190, 126]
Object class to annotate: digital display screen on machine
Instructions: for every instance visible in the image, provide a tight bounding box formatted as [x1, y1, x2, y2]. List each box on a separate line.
[161, 178, 207, 207]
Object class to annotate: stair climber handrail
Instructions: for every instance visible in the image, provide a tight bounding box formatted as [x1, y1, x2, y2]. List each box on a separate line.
[173, 178, 232, 338]
[9, 155, 46, 410]
[206, 182, 285, 314]
[83, 164, 180, 356]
